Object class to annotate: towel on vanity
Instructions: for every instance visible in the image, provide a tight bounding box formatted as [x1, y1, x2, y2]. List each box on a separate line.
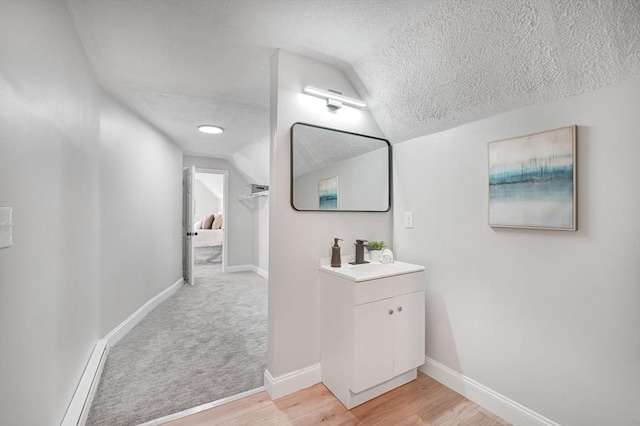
[380, 248, 394, 264]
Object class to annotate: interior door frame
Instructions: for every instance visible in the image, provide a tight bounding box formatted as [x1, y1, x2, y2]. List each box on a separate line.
[194, 168, 229, 273]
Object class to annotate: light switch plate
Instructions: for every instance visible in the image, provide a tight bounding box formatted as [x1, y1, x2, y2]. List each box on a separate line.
[404, 211, 414, 229]
[0, 207, 13, 248]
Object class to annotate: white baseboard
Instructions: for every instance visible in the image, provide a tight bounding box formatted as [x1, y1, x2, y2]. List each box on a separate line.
[103, 277, 184, 348]
[419, 356, 560, 426]
[256, 267, 268, 279]
[224, 264, 254, 273]
[61, 339, 108, 426]
[264, 364, 321, 400]
[224, 264, 268, 279]
[62, 277, 184, 426]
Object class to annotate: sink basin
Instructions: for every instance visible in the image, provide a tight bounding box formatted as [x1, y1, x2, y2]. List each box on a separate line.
[319, 260, 425, 282]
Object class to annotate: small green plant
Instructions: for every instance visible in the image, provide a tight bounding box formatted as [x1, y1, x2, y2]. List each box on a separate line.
[368, 241, 386, 250]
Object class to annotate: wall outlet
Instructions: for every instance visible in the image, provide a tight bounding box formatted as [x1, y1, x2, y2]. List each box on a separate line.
[404, 211, 414, 229]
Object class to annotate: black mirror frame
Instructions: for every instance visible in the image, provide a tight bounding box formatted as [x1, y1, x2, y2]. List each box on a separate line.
[290, 122, 392, 212]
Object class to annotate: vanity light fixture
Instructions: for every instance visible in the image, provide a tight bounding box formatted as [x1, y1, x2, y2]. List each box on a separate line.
[198, 124, 224, 134]
[303, 86, 367, 109]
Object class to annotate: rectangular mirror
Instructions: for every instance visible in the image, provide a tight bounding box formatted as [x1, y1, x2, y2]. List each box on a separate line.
[291, 122, 391, 212]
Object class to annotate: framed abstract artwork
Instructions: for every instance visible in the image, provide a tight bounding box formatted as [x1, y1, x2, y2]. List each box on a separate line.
[488, 125, 577, 231]
[318, 176, 339, 210]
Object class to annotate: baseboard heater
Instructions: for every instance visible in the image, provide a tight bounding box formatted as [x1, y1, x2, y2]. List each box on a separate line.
[61, 339, 108, 426]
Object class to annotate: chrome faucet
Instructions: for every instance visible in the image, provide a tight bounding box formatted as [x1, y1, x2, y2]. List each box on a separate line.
[349, 239, 369, 265]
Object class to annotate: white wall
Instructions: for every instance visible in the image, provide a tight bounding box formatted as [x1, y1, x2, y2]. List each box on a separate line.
[99, 92, 183, 335]
[0, 1, 101, 424]
[194, 179, 221, 221]
[268, 50, 392, 378]
[183, 156, 255, 268]
[393, 77, 640, 426]
[0, 2, 185, 423]
[257, 197, 269, 275]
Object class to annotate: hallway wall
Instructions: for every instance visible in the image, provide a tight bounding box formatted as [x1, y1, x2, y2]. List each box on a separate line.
[0, 1, 101, 424]
[0, 2, 184, 424]
[99, 92, 183, 336]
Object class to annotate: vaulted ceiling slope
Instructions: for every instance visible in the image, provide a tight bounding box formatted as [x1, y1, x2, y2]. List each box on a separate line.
[358, 0, 640, 142]
[67, 0, 639, 182]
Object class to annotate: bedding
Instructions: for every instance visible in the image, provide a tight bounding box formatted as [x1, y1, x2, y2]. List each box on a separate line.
[193, 229, 223, 247]
[212, 214, 223, 230]
[194, 245, 222, 264]
[203, 214, 215, 229]
[192, 214, 223, 264]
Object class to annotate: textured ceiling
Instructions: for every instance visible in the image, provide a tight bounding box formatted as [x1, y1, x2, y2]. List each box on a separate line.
[357, 0, 640, 142]
[66, 0, 640, 182]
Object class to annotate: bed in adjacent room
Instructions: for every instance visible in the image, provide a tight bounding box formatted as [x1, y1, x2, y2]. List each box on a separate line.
[193, 214, 223, 264]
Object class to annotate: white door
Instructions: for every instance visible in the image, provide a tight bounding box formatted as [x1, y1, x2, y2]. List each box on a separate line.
[353, 297, 394, 393]
[182, 166, 195, 285]
[393, 290, 425, 376]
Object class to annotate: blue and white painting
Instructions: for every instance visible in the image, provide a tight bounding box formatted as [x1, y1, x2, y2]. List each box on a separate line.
[489, 126, 576, 230]
[318, 176, 339, 210]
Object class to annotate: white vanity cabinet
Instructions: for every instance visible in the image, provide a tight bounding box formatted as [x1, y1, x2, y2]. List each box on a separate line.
[353, 290, 425, 393]
[319, 262, 425, 409]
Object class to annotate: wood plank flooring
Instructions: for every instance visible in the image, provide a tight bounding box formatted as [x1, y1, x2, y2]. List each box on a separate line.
[163, 372, 510, 425]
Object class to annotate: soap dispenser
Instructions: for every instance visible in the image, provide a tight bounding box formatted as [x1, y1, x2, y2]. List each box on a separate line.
[331, 238, 343, 267]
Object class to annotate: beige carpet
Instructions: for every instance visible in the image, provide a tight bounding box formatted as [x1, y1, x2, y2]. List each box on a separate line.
[86, 264, 267, 425]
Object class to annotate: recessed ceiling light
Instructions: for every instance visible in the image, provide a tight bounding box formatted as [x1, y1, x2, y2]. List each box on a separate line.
[198, 125, 224, 134]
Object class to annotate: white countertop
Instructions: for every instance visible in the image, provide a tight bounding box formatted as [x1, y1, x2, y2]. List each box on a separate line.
[319, 260, 425, 282]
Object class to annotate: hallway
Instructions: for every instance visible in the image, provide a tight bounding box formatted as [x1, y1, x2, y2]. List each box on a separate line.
[86, 264, 267, 425]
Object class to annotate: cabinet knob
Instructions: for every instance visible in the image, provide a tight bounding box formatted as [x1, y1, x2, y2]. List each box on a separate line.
[388, 309, 394, 315]
[398, 306, 403, 312]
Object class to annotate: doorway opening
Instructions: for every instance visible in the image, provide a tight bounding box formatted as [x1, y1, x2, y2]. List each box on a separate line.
[191, 168, 228, 274]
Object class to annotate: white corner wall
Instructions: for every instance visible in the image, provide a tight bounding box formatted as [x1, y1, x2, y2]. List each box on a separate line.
[267, 50, 392, 381]
[393, 77, 640, 426]
[193, 179, 221, 220]
[183, 156, 255, 268]
[99, 92, 183, 336]
[0, 1, 101, 424]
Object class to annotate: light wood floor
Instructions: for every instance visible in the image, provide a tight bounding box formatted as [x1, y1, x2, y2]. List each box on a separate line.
[163, 372, 510, 425]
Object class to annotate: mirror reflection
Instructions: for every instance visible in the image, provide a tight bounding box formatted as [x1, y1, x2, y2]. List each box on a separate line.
[291, 123, 391, 212]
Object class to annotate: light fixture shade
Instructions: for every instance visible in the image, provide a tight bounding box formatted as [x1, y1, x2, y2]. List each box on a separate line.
[198, 125, 224, 134]
[303, 86, 367, 108]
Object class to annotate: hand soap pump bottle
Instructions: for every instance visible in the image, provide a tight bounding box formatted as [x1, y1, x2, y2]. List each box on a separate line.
[331, 238, 343, 267]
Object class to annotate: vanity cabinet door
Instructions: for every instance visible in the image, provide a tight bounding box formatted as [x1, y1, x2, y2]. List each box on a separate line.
[353, 297, 394, 393]
[393, 290, 425, 376]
